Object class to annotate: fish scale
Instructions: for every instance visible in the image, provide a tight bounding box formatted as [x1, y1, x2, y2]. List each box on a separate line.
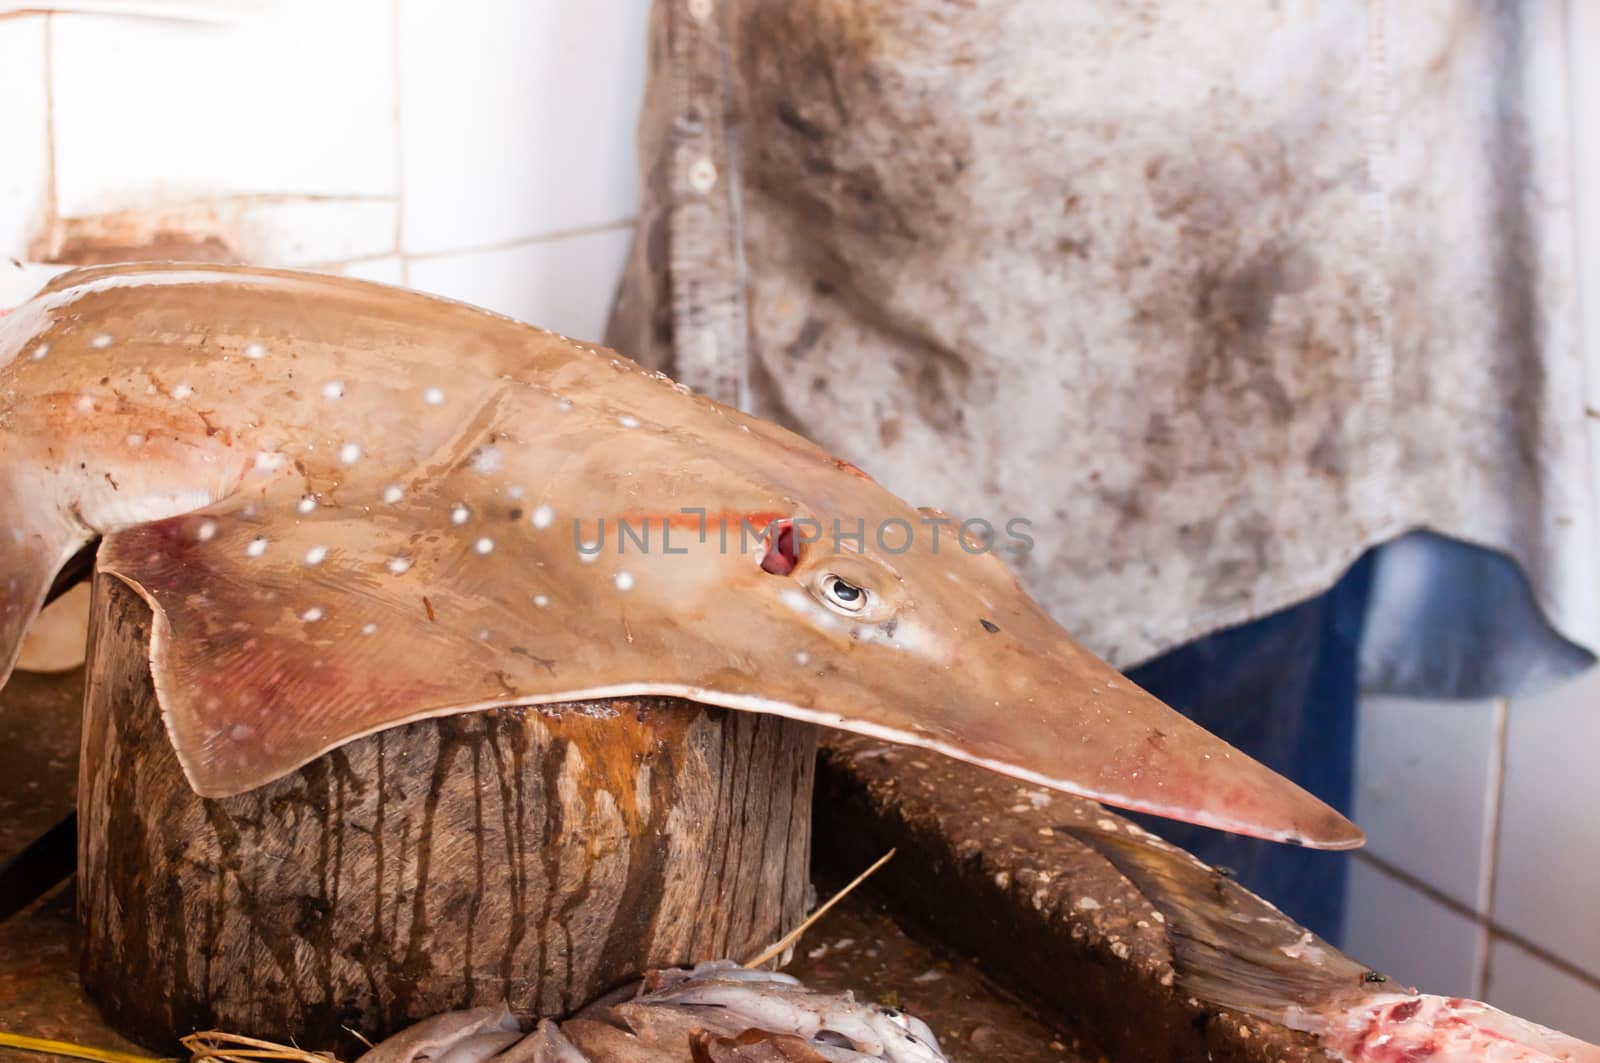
[0, 262, 1361, 849]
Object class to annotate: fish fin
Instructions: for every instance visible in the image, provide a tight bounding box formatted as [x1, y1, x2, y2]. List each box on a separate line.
[1061, 824, 1375, 1019]
[97, 485, 580, 797]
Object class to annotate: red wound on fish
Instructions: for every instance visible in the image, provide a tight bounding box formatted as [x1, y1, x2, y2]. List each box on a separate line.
[759, 518, 799, 576]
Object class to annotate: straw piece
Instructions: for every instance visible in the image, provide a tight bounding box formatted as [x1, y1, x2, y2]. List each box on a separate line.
[179, 1032, 339, 1063]
[744, 848, 896, 969]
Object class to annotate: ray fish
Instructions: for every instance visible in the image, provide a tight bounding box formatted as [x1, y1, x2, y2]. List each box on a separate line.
[0, 263, 1361, 848]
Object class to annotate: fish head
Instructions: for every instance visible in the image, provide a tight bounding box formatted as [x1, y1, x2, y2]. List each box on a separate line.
[591, 429, 1362, 851]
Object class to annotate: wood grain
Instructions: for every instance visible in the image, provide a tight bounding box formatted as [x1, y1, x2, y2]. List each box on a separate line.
[77, 575, 815, 1052]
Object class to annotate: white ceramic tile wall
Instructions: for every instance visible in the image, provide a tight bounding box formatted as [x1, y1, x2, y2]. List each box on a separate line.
[50, 1, 397, 213]
[407, 226, 634, 343]
[1486, 940, 1600, 1045]
[0, 15, 50, 258]
[1343, 859, 1485, 999]
[0, 2, 645, 335]
[396, 0, 650, 255]
[1494, 669, 1600, 979]
[1350, 694, 1500, 910]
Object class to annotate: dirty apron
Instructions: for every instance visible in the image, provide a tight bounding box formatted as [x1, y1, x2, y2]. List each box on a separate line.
[607, 0, 1599, 940]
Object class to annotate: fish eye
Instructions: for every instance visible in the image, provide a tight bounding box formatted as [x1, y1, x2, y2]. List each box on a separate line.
[819, 573, 869, 614]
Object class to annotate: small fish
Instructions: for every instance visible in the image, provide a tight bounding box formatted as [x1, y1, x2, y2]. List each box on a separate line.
[353, 962, 946, 1063]
[0, 263, 1360, 847]
[1066, 825, 1600, 1062]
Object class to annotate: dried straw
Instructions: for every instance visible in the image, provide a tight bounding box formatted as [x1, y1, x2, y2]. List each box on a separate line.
[743, 848, 896, 969]
[178, 1032, 339, 1063]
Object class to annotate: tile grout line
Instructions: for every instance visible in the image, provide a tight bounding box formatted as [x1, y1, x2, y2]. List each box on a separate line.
[1356, 849, 1600, 995]
[1473, 694, 1511, 998]
[390, 0, 407, 285]
[402, 219, 639, 266]
[299, 218, 641, 279]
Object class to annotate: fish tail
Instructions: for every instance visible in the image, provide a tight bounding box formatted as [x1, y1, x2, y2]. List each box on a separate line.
[1061, 824, 1375, 1024]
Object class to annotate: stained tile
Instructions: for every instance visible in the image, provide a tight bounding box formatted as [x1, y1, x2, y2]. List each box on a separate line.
[0, 16, 50, 259]
[1486, 938, 1600, 1045]
[1342, 857, 1483, 999]
[50, 1, 396, 217]
[1493, 668, 1600, 977]
[1351, 694, 1499, 910]
[406, 226, 633, 342]
[397, 0, 648, 254]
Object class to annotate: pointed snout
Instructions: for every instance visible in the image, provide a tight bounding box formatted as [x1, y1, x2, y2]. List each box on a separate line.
[944, 610, 1365, 850]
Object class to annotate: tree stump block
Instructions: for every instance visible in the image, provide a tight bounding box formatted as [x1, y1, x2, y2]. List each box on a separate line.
[76, 574, 816, 1053]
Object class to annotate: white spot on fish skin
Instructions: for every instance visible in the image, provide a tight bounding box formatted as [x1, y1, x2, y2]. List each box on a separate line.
[246, 536, 268, 558]
[255, 450, 286, 471]
[303, 545, 329, 566]
[125, 433, 145, 449]
[90, 333, 113, 349]
[469, 446, 503, 474]
[76, 395, 95, 414]
[382, 484, 403, 504]
[781, 589, 842, 631]
[556, 398, 573, 411]
[195, 520, 218, 542]
[298, 495, 317, 515]
[474, 536, 495, 555]
[531, 504, 554, 529]
[386, 555, 412, 574]
[423, 387, 445, 406]
[614, 571, 635, 591]
[30, 343, 50, 361]
[172, 383, 193, 400]
[322, 380, 345, 399]
[361, 622, 379, 636]
[476, 628, 491, 641]
[302, 606, 325, 622]
[617, 414, 641, 428]
[532, 594, 550, 608]
[244, 343, 266, 360]
[451, 504, 471, 525]
[506, 485, 525, 500]
[795, 650, 811, 665]
[339, 442, 363, 465]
